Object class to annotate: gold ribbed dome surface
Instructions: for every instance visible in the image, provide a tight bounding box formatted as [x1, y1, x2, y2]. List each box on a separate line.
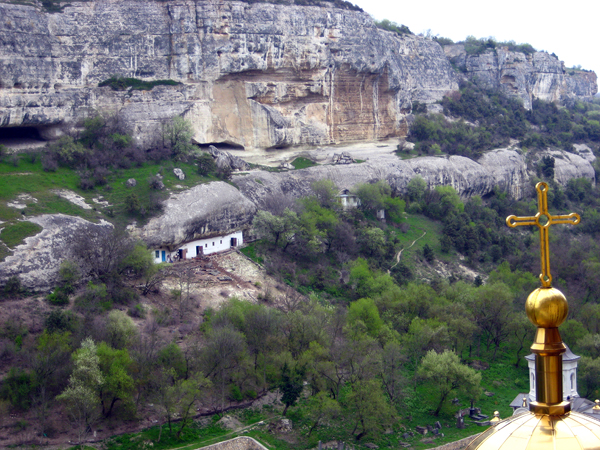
[466, 411, 600, 449]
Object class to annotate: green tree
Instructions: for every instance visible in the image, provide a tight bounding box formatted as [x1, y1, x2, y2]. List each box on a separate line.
[279, 362, 305, 416]
[105, 310, 138, 350]
[357, 227, 386, 257]
[125, 192, 141, 213]
[418, 349, 481, 416]
[407, 176, 427, 203]
[348, 298, 384, 338]
[163, 116, 195, 160]
[57, 338, 104, 444]
[355, 181, 390, 214]
[305, 391, 340, 436]
[344, 378, 394, 440]
[252, 209, 299, 250]
[49, 136, 89, 167]
[96, 342, 134, 417]
[578, 356, 600, 398]
[153, 369, 210, 437]
[310, 179, 339, 209]
[423, 244, 435, 263]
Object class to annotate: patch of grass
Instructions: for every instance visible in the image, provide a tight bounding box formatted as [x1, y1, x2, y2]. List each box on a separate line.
[103, 161, 218, 225]
[99, 76, 180, 91]
[291, 157, 317, 170]
[240, 242, 264, 265]
[0, 221, 43, 248]
[0, 242, 12, 261]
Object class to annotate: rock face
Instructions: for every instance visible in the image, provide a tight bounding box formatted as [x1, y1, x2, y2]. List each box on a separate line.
[0, 0, 458, 150]
[535, 149, 596, 187]
[444, 44, 598, 109]
[0, 214, 112, 292]
[139, 181, 257, 248]
[234, 147, 596, 204]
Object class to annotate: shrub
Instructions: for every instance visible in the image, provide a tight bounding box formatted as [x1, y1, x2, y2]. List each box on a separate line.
[45, 309, 78, 332]
[98, 76, 180, 91]
[3, 276, 22, 297]
[197, 152, 217, 176]
[47, 288, 69, 306]
[125, 193, 142, 213]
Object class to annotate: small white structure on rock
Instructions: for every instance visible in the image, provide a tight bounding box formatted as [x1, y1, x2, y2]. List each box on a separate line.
[337, 189, 361, 210]
[152, 230, 243, 263]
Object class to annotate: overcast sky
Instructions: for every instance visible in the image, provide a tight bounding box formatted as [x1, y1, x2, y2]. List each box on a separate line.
[351, 0, 599, 82]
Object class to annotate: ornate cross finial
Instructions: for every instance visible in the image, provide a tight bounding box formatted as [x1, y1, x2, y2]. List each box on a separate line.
[506, 182, 580, 288]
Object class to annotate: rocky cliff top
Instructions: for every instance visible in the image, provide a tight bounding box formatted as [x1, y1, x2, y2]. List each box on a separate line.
[444, 44, 598, 109]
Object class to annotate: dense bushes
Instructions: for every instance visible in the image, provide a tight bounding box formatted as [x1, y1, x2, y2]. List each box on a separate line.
[405, 81, 600, 158]
[98, 76, 180, 91]
[461, 36, 536, 56]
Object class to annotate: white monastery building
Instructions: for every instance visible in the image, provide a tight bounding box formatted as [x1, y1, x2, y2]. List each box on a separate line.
[152, 230, 243, 263]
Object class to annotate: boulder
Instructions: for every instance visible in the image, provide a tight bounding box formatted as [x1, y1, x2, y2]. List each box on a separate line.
[536, 149, 596, 187]
[126, 178, 137, 187]
[269, 418, 292, 433]
[0, 214, 112, 292]
[332, 152, 355, 164]
[173, 168, 185, 180]
[208, 146, 250, 172]
[139, 181, 257, 248]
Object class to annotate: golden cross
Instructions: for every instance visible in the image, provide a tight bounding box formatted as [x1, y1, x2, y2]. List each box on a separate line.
[506, 182, 580, 288]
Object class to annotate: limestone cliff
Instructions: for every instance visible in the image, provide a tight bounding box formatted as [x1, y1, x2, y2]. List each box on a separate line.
[444, 44, 598, 109]
[0, 0, 458, 150]
[233, 146, 595, 205]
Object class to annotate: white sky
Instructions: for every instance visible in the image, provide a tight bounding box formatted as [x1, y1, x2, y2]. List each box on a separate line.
[351, 0, 600, 83]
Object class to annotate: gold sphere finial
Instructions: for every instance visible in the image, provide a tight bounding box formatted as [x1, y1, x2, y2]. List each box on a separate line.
[525, 287, 568, 328]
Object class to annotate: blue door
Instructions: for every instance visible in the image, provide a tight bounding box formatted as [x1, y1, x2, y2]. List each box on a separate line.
[161, 251, 166, 262]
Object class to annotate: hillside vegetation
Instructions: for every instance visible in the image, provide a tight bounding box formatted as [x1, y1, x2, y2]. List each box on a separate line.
[1, 79, 600, 449]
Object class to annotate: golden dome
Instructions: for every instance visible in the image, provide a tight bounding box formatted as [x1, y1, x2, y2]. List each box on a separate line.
[466, 411, 600, 449]
[525, 287, 568, 328]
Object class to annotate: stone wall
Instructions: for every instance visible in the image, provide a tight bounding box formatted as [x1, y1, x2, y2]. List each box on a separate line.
[430, 435, 479, 450]
[197, 436, 268, 450]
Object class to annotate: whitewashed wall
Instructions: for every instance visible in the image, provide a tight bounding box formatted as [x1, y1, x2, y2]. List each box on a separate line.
[152, 231, 244, 263]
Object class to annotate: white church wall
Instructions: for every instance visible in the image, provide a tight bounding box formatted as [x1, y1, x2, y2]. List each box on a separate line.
[151, 231, 244, 263]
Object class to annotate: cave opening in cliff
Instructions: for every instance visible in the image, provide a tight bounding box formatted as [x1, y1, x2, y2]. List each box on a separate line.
[0, 126, 45, 148]
[197, 142, 245, 152]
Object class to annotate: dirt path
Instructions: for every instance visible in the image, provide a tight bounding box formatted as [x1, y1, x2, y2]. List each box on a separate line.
[388, 229, 427, 274]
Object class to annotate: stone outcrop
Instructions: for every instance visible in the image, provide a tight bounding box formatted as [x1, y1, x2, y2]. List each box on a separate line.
[234, 147, 596, 204]
[444, 44, 598, 109]
[477, 149, 529, 199]
[139, 181, 257, 248]
[0, 0, 458, 150]
[535, 149, 596, 187]
[208, 145, 250, 171]
[0, 214, 112, 292]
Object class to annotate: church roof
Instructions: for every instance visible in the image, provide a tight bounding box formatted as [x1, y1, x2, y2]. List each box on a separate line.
[525, 343, 581, 362]
[466, 411, 600, 449]
[509, 394, 529, 409]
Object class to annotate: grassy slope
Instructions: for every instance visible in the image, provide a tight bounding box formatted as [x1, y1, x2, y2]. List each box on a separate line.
[0, 153, 217, 258]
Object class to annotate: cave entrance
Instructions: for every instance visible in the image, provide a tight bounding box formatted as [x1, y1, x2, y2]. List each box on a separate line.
[196, 142, 245, 152]
[0, 126, 46, 150]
